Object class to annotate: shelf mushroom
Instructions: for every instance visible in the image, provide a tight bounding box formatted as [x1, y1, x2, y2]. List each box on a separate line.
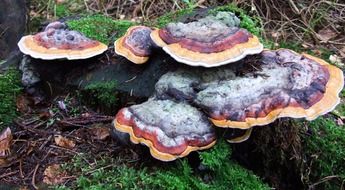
[152, 49, 344, 142]
[18, 21, 108, 60]
[150, 12, 263, 67]
[114, 99, 216, 161]
[114, 26, 154, 64]
[196, 49, 343, 130]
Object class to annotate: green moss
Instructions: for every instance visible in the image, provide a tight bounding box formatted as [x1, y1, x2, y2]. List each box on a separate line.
[210, 4, 262, 37]
[200, 140, 269, 190]
[55, 4, 71, 18]
[0, 69, 22, 129]
[154, 8, 195, 28]
[301, 118, 345, 189]
[278, 42, 304, 53]
[55, 139, 269, 190]
[155, 4, 262, 38]
[82, 81, 118, 111]
[67, 15, 135, 44]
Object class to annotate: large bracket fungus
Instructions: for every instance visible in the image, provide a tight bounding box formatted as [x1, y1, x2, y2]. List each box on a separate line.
[154, 49, 344, 130]
[114, 26, 154, 64]
[18, 21, 108, 60]
[114, 99, 216, 161]
[150, 12, 263, 67]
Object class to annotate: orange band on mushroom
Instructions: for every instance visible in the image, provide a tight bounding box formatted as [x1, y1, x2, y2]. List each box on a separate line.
[114, 100, 216, 161]
[210, 51, 343, 129]
[150, 20, 263, 67]
[17, 21, 107, 60]
[114, 26, 154, 64]
[153, 49, 343, 130]
[18, 35, 107, 60]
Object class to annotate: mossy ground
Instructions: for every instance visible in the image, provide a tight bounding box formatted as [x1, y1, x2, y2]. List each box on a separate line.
[300, 118, 345, 189]
[0, 69, 22, 130]
[81, 81, 119, 113]
[67, 15, 134, 45]
[54, 140, 269, 190]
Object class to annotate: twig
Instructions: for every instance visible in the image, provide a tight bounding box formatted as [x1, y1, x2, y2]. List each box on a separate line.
[15, 120, 52, 136]
[0, 171, 18, 179]
[85, 164, 115, 175]
[39, 135, 53, 151]
[19, 159, 24, 178]
[0, 27, 9, 38]
[32, 164, 40, 190]
[288, 0, 300, 14]
[309, 175, 342, 188]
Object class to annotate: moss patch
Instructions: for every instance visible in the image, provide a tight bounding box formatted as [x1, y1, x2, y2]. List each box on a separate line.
[67, 15, 134, 44]
[154, 4, 263, 43]
[154, 8, 195, 28]
[54, 139, 269, 190]
[81, 81, 118, 113]
[210, 4, 262, 37]
[0, 69, 22, 129]
[301, 118, 345, 189]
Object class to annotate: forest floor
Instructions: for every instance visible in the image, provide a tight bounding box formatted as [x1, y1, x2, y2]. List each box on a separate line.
[1, 1, 345, 190]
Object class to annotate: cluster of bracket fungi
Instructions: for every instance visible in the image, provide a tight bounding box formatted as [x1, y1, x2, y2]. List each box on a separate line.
[18, 11, 344, 161]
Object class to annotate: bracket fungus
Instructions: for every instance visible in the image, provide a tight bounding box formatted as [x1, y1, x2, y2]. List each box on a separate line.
[154, 49, 344, 130]
[151, 12, 263, 67]
[18, 21, 108, 60]
[114, 99, 216, 161]
[115, 26, 154, 64]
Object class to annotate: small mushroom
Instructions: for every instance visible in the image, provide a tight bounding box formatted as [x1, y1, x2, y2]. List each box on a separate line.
[114, 99, 216, 161]
[114, 26, 154, 64]
[150, 12, 263, 67]
[17, 21, 108, 60]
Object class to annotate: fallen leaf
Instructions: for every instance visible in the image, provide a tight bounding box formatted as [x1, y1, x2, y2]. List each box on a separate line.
[16, 95, 32, 113]
[43, 164, 68, 185]
[54, 135, 75, 149]
[0, 127, 12, 157]
[0, 128, 12, 167]
[89, 126, 110, 140]
[317, 28, 337, 42]
[311, 49, 322, 56]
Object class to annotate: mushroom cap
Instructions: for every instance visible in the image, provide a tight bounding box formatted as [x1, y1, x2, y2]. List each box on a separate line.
[114, 99, 216, 161]
[201, 50, 344, 129]
[114, 26, 154, 64]
[150, 14, 263, 67]
[153, 49, 344, 129]
[17, 22, 107, 60]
